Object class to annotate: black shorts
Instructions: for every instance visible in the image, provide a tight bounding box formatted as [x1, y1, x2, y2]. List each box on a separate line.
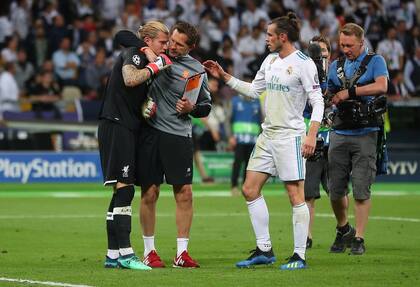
[136, 125, 193, 186]
[98, 120, 138, 186]
[304, 153, 329, 200]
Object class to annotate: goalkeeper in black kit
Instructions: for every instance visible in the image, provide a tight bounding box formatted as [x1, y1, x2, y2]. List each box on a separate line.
[97, 21, 172, 271]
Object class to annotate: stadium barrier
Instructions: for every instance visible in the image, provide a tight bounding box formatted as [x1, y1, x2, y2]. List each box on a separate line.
[0, 150, 419, 184]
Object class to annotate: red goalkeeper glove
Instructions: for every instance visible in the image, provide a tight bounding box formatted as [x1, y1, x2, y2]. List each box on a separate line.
[146, 54, 172, 75]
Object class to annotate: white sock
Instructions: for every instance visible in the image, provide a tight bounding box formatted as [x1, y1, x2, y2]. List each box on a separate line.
[107, 249, 119, 260]
[143, 235, 155, 257]
[177, 238, 189, 257]
[247, 196, 272, 252]
[292, 202, 310, 260]
[119, 247, 134, 256]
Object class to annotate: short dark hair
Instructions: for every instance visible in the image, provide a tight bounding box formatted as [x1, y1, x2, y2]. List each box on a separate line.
[311, 35, 331, 53]
[269, 12, 300, 42]
[171, 21, 200, 47]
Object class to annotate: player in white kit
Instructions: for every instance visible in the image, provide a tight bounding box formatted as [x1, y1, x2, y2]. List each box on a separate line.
[204, 12, 324, 270]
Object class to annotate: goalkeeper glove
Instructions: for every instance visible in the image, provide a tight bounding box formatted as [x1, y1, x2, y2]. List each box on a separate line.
[146, 54, 172, 75]
[142, 96, 157, 119]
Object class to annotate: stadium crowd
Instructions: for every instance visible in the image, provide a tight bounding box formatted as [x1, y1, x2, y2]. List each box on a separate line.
[0, 0, 419, 152]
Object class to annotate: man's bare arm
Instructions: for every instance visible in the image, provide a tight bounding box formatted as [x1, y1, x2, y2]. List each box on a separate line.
[122, 64, 151, 87]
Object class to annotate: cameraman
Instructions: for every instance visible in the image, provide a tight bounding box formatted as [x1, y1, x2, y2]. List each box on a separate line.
[327, 23, 388, 255]
[303, 35, 335, 249]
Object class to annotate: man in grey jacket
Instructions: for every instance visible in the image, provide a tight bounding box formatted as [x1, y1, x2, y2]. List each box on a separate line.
[136, 21, 211, 268]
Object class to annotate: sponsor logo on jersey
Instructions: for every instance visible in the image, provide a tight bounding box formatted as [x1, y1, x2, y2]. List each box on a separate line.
[267, 75, 290, 92]
[122, 165, 130, 178]
[182, 70, 190, 79]
[132, 55, 141, 66]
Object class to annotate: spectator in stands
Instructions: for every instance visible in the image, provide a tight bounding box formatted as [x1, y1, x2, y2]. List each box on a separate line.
[197, 77, 224, 151]
[388, 70, 411, 101]
[14, 48, 35, 95]
[30, 19, 48, 68]
[404, 46, 420, 97]
[52, 37, 80, 87]
[363, 1, 386, 51]
[70, 17, 86, 51]
[316, 0, 339, 37]
[191, 117, 215, 183]
[0, 61, 20, 120]
[377, 26, 405, 74]
[29, 70, 61, 119]
[229, 93, 262, 196]
[406, 25, 420, 56]
[217, 36, 242, 77]
[99, 0, 124, 26]
[47, 14, 70, 57]
[115, 1, 141, 32]
[301, 14, 320, 49]
[240, 0, 269, 31]
[198, 8, 222, 52]
[85, 48, 111, 99]
[144, 0, 175, 28]
[76, 31, 97, 89]
[41, 1, 59, 27]
[395, 0, 417, 30]
[396, 20, 412, 55]
[225, 5, 240, 42]
[237, 25, 265, 76]
[97, 26, 114, 57]
[76, 0, 94, 18]
[0, 11, 13, 49]
[10, 0, 30, 41]
[1, 35, 19, 63]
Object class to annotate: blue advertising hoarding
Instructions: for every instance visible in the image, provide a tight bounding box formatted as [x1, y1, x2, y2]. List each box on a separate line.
[0, 152, 102, 183]
[0, 150, 418, 183]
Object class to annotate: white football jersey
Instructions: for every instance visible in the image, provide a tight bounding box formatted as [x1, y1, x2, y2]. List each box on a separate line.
[229, 50, 324, 139]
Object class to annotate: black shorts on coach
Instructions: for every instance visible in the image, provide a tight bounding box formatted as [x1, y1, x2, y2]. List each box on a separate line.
[98, 120, 138, 185]
[136, 125, 193, 186]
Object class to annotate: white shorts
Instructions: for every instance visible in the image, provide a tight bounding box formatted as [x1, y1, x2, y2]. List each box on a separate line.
[247, 133, 306, 181]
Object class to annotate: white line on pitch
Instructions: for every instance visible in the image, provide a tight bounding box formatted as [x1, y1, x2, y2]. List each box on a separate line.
[0, 277, 93, 287]
[0, 212, 419, 223]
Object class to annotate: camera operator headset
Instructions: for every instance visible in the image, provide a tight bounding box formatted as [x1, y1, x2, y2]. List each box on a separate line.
[303, 36, 333, 249]
[326, 23, 389, 255]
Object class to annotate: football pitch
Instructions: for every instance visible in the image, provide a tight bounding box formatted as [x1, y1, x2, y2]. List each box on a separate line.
[0, 182, 419, 287]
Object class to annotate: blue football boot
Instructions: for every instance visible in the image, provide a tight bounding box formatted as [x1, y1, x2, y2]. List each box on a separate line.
[279, 253, 307, 270]
[236, 247, 276, 268]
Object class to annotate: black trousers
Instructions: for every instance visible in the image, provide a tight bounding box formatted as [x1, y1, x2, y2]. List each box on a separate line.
[231, 144, 255, 187]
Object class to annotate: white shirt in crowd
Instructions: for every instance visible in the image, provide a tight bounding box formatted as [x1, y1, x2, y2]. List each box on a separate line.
[377, 38, 404, 70]
[0, 70, 19, 120]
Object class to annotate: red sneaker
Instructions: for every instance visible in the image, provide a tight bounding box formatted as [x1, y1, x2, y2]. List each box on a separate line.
[143, 250, 165, 268]
[173, 251, 200, 268]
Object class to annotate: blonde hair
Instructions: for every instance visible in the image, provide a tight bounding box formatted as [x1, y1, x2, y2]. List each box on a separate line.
[137, 20, 169, 40]
[340, 23, 364, 40]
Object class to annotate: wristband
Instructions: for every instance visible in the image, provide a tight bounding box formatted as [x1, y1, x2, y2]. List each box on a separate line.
[348, 86, 357, 98]
[146, 63, 158, 75]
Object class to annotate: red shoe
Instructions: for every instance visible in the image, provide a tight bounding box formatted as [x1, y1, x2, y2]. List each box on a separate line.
[173, 251, 200, 268]
[143, 250, 165, 268]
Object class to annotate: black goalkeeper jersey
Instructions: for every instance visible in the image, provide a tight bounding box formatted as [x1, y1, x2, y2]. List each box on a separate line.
[99, 47, 149, 131]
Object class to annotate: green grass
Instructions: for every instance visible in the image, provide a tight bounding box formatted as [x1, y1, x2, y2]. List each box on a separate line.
[0, 183, 419, 287]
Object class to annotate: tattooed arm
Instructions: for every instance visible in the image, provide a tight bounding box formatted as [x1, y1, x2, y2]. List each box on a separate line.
[122, 64, 152, 87]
